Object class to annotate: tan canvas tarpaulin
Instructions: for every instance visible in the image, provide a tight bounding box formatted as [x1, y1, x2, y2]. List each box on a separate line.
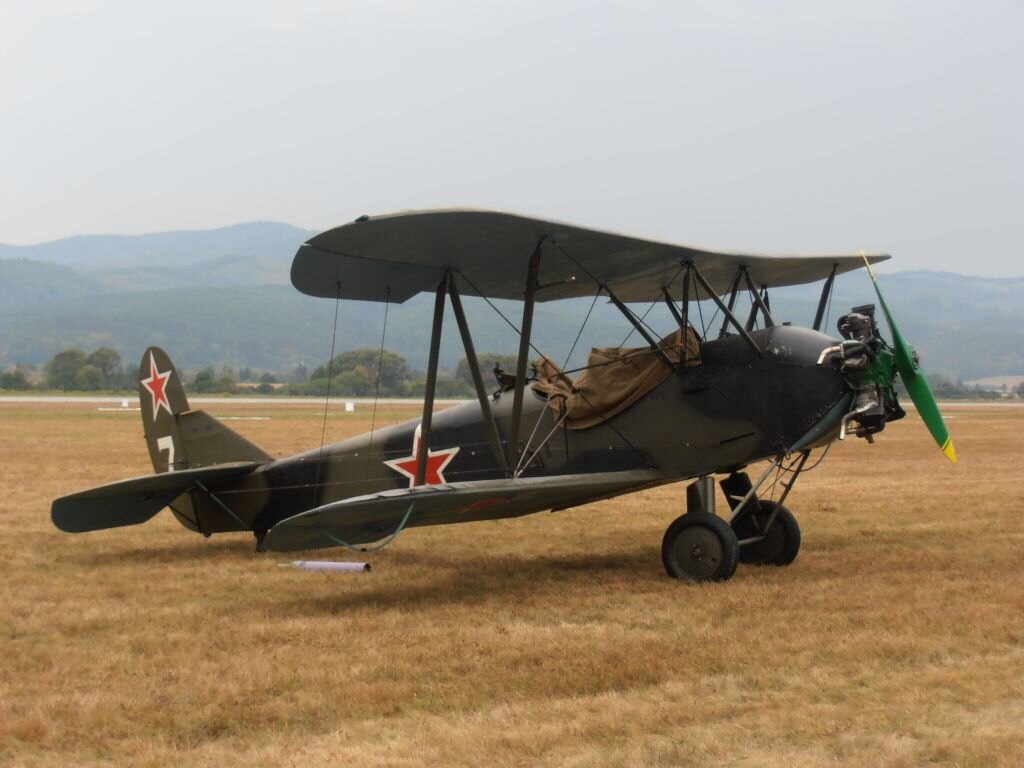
[532, 327, 701, 430]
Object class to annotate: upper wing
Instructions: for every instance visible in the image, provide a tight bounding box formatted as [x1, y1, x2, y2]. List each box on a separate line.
[264, 470, 664, 552]
[292, 209, 889, 303]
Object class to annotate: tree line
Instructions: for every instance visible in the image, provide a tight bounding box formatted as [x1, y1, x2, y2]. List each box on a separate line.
[0, 347, 522, 397]
[0, 347, 131, 391]
[293, 349, 519, 397]
[10, 347, 1021, 400]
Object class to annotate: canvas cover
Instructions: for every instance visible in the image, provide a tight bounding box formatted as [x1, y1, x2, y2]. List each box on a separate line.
[532, 327, 701, 430]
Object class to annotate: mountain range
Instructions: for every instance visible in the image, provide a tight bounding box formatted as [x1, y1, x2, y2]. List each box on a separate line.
[1, 222, 1022, 380]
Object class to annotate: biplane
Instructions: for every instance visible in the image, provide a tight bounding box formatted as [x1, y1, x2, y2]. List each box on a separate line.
[52, 210, 956, 581]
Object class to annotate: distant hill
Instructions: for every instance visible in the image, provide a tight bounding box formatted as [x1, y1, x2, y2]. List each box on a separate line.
[0, 222, 312, 296]
[0, 221, 312, 271]
[0, 259, 111, 307]
[1, 222, 1021, 379]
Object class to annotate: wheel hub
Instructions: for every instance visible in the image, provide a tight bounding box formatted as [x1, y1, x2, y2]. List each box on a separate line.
[674, 527, 722, 579]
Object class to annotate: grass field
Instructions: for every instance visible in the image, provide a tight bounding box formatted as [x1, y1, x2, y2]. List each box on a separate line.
[2, 399, 1023, 767]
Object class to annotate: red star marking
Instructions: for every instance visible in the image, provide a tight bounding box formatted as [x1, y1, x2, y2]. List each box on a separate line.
[384, 424, 460, 488]
[140, 352, 173, 420]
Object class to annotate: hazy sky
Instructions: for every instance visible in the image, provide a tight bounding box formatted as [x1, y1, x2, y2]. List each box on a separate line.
[2, 1, 1021, 275]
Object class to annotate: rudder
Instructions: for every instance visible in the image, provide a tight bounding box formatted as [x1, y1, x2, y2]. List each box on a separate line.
[138, 347, 190, 473]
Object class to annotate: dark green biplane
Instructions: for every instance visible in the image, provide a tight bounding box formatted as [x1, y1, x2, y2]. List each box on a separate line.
[52, 210, 956, 581]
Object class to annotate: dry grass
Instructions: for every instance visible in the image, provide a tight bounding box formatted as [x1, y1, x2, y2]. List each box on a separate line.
[1, 399, 1023, 767]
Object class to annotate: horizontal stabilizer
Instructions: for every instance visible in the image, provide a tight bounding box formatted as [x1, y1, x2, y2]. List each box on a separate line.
[177, 410, 272, 465]
[265, 470, 663, 552]
[52, 462, 259, 533]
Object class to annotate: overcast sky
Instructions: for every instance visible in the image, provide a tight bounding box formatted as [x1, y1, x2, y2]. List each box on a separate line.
[1, 1, 1021, 275]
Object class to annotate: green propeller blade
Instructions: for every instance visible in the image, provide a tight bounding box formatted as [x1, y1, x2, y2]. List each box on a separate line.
[862, 256, 957, 463]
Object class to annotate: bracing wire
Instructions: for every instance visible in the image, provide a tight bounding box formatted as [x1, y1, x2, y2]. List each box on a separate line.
[704, 301, 722, 335]
[560, 287, 602, 371]
[313, 282, 343, 504]
[515, 409, 570, 476]
[551, 238, 601, 287]
[760, 448, 824, 506]
[515, 409, 553, 475]
[520, 285, 604, 475]
[769, 459, 785, 504]
[459, 273, 552, 368]
[617, 298, 660, 348]
[695, 278, 708, 338]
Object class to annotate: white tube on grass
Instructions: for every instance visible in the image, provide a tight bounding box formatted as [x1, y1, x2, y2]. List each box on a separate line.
[281, 560, 371, 573]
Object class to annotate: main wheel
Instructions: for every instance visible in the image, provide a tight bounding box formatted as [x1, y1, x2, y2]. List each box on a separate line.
[733, 502, 800, 566]
[661, 512, 739, 581]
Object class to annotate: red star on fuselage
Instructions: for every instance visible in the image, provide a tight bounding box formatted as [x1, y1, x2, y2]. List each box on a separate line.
[140, 352, 173, 421]
[384, 424, 460, 488]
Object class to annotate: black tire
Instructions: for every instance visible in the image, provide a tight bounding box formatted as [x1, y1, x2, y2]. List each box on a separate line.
[733, 502, 801, 566]
[661, 512, 739, 581]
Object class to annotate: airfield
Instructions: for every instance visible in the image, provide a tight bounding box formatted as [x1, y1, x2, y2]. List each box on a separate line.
[2, 398, 1022, 767]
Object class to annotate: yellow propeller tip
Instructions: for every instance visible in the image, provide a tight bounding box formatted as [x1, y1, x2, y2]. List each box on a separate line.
[942, 439, 958, 464]
[861, 251, 877, 279]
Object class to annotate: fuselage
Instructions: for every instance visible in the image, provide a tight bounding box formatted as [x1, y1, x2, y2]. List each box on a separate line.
[182, 325, 852, 536]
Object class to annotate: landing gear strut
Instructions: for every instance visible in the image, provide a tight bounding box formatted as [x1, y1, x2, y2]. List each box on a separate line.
[720, 456, 805, 567]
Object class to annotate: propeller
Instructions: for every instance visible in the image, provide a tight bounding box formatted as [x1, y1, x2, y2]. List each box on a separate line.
[862, 256, 957, 463]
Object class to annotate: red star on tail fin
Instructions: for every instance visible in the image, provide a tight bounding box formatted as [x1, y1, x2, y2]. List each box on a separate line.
[140, 352, 173, 420]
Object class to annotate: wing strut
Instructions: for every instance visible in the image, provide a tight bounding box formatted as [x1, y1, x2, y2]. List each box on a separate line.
[449, 274, 510, 476]
[417, 274, 448, 486]
[508, 239, 544, 469]
[680, 265, 693, 367]
[662, 286, 686, 333]
[606, 287, 677, 370]
[690, 264, 763, 357]
[742, 269, 775, 328]
[665, 264, 715, 367]
[717, 269, 744, 339]
[812, 264, 838, 332]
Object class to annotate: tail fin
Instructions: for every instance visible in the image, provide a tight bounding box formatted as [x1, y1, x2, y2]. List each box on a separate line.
[138, 347, 271, 473]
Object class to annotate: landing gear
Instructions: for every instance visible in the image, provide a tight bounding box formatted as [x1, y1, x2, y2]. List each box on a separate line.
[732, 501, 800, 565]
[663, 453, 811, 581]
[661, 512, 739, 581]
